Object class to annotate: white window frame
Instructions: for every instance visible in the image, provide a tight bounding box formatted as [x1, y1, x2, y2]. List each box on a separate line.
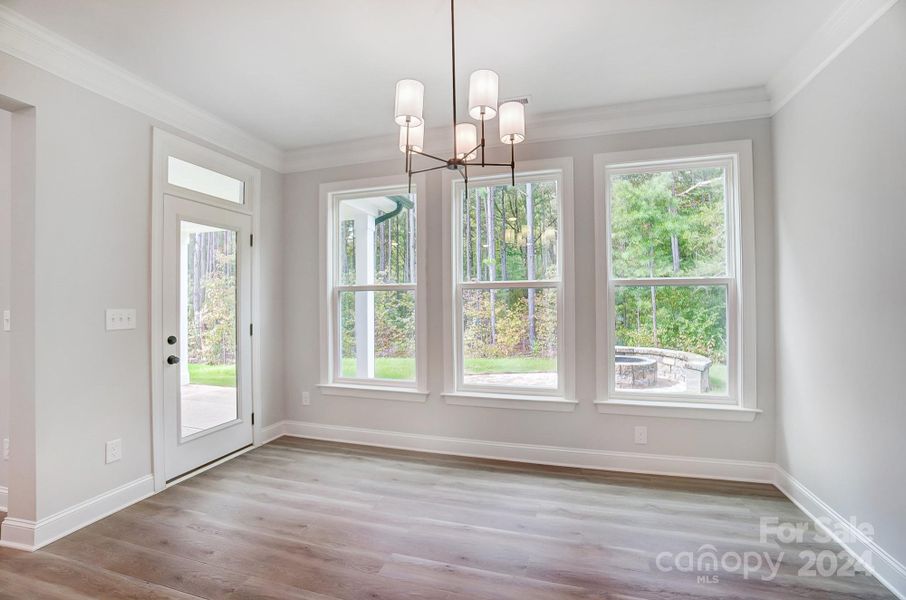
[442, 158, 576, 412]
[318, 174, 428, 402]
[594, 141, 759, 422]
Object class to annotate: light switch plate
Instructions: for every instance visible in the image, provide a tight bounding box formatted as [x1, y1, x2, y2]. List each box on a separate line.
[105, 439, 122, 464]
[302, 392, 311, 406]
[2, 310, 9, 332]
[2, 438, 9, 460]
[106, 309, 136, 331]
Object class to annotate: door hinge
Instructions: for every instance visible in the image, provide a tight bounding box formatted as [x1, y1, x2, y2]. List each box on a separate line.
[250, 234, 254, 247]
[250, 323, 254, 336]
[251, 412, 255, 426]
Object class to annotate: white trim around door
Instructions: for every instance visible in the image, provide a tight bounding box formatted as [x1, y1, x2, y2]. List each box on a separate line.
[151, 128, 263, 491]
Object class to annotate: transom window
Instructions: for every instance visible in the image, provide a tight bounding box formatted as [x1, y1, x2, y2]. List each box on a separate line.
[167, 156, 245, 205]
[452, 171, 565, 396]
[604, 155, 740, 404]
[330, 187, 419, 386]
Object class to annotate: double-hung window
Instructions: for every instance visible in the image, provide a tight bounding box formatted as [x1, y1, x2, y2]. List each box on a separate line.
[445, 161, 575, 407]
[595, 142, 757, 419]
[320, 177, 426, 398]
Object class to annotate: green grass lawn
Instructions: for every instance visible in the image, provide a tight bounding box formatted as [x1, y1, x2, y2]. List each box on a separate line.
[188, 363, 237, 387]
[193, 358, 726, 392]
[340, 356, 558, 381]
[341, 357, 416, 380]
[463, 357, 557, 375]
[709, 362, 728, 394]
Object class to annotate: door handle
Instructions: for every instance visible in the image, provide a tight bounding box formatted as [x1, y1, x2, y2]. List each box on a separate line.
[167, 355, 180, 365]
[167, 335, 177, 345]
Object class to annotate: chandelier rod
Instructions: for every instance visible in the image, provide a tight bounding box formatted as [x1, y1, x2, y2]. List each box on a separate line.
[450, 0, 457, 153]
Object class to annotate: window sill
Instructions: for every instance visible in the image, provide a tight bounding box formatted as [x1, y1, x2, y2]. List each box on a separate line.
[318, 384, 428, 403]
[443, 392, 578, 412]
[594, 399, 760, 422]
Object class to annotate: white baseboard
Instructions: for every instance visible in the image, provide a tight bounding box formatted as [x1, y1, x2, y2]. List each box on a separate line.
[0, 485, 7, 513]
[259, 421, 286, 445]
[774, 467, 906, 600]
[0, 474, 154, 552]
[280, 420, 776, 483]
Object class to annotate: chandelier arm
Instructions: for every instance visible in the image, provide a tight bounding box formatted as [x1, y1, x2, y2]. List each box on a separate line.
[409, 163, 449, 176]
[480, 118, 486, 166]
[458, 165, 467, 187]
[409, 148, 448, 164]
[404, 125, 410, 172]
[511, 142, 516, 186]
[461, 142, 482, 160]
[450, 0, 457, 149]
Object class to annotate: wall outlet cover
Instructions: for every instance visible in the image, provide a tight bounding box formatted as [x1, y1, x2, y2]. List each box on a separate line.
[634, 426, 648, 445]
[2, 438, 9, 460]
[302, 392, 311, 406]
[105, 439, 122, 464]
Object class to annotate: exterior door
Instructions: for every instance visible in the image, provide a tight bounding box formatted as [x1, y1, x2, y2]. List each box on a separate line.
[162, 193, 252, 480]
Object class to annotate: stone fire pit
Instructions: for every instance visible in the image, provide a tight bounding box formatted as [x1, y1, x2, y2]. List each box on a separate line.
[615, 355, 658, 388]
[615, 346, 712, 393]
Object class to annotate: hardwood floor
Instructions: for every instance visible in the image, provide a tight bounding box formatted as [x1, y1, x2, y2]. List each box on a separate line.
[0, 437, 896, 599]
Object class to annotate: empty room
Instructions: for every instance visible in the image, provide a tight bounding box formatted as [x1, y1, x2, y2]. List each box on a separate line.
[0, 0, 904, 598]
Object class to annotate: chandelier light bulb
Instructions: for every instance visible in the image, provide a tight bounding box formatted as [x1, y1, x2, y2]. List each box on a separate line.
[468, 69, 499, 120]
[398, 123, 425, 153]
[498, 101, 526, 144]
[455, 123, 478, 160]
[394, 79, 425, 127]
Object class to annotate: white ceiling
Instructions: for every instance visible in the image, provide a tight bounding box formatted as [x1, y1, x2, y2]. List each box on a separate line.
[1, 0, 844, 151]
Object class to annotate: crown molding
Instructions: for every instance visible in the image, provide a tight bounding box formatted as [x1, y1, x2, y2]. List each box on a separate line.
[0, 5, 284, 172]
[769, 0, 900, 114]
[283, 87, 772, 173]
[1, 0, 897, 174]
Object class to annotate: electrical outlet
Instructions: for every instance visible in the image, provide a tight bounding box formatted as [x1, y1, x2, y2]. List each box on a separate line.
[2, 438, 9, 460]
[105, 439, 122, 464]
[105, 308, 136, 331]
[634, 426, 648, 445]
[2, 310, 9, 332]
[302, 392, 311, 406]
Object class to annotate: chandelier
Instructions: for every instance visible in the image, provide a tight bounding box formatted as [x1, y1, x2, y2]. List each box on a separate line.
[393, 0, 526, 192]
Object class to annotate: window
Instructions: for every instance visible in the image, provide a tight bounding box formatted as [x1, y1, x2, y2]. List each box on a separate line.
[595, 142, 757, 418]
[320, 177, 426, 397]
[447, 163, 574, 403]
[168, 156, 245, 205]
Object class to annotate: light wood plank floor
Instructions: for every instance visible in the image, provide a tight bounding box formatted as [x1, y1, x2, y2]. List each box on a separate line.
[0, 437, 896, 599]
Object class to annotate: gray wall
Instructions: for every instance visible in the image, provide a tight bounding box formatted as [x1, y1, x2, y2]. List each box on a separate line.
[773, 2, 906, 566]
[284, 118, 777, 462]
[0, 52, 285, 520]
[0, 109, 10, 495]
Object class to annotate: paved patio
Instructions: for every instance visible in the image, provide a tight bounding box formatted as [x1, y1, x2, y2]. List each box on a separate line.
[181, 384, 237, 437]
[464, 371, 689, 393]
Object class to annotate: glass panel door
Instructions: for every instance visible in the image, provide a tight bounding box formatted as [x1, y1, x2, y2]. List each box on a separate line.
[163, 194, 252, 481]
[180, 222, 239, 438]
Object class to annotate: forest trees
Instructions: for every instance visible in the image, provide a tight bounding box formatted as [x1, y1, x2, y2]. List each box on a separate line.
[186, 230, 238, 366]
[337, 182, 562, 378]
[609, 167, 729, 364]
[460, 181, 560, 364]
[339, 200, 417, 367]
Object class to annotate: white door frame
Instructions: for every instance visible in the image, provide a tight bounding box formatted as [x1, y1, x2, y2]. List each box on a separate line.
[151, 128, 262, 492]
